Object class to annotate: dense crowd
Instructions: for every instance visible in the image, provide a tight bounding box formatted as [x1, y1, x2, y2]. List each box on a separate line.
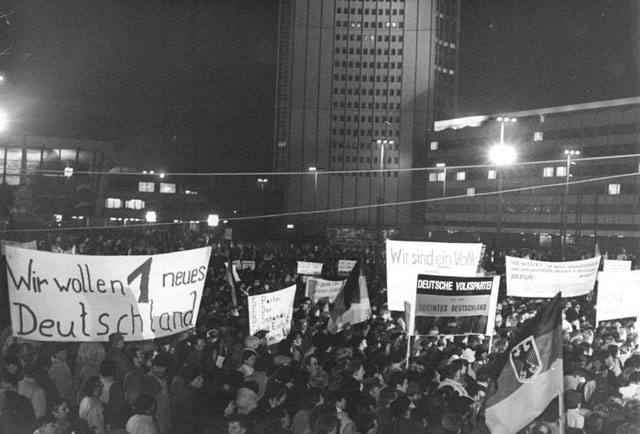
[0, 230, 638, 434]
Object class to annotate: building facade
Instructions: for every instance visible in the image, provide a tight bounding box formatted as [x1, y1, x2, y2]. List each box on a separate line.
[427, 97, 640, 255]
[274, 0, 460, 232]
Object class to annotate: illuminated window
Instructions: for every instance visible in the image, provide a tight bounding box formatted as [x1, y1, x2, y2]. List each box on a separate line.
[543, 167, 554, 177]
[556, 166, 567, 177]
[456, 171, 466, 181]
[437, 172, 445, 182]
[608, 184, 620, 195]
[138, 182, 155, 193]
[105, 198, 122, 209]
[428, 173, 438, 182]
[430, 141, 438, 150]
[467, 188, 475, 196]
[125, 199, 145, 210]
[488, 170, 497, 180]
[534, 132, 543, 142]
[160, 183, 176, 194]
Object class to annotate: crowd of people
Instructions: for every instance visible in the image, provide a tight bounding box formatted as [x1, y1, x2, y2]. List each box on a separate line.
[0, 229, 638, 434]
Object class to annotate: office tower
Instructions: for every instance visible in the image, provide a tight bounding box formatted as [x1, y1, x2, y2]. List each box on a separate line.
[274, 0, 460, 231]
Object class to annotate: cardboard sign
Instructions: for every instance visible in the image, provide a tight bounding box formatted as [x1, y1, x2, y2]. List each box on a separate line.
[506, 256, 600, 298]
[5, 246, 212, 342]
[241, 260, 256, 270]
[603, 259, 631, 273]
[385, 240, 483, 311]
[338, 260, 357, 276]
[297, 261, 323, 276]
[596, 271, 640, 324]
[412, 274, 500, 335]
[305, 277, 346, 303]
[249, 285, 296, 345]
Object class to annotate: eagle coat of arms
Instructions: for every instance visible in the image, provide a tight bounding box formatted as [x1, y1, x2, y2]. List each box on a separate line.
[509, 335, 542, 383]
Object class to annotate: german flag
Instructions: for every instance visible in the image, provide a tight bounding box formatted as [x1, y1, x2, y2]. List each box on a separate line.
[485, 292, 563, 434]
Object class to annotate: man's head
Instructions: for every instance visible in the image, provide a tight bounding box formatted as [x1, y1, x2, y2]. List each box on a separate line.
[242, 350, 257, 368]
[99, 359, 117, 379]
[236, 381, 260, 412]
[3, 356, 20, 375]
[389, 371, 409, 393]
[133, 393, 157, 416]
[51, 345, 68, 362]
[150, 353, 171, 378]
[109, 332, 125, 350]
[228, 414, 254, 434]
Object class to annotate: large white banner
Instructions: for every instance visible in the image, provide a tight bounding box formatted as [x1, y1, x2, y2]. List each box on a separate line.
[305, 277, 345, 303]
[506, 256, 600, 298]
[597, 271, 640, 324]
[297, 261, 323, 276]
[249, 285, 296, 345]
[5, 246, 212, 342]
[385, 240, 483, 311]
[338, 260, 356, 276]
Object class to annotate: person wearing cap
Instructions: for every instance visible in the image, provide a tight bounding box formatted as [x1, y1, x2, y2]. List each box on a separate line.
[141, 353, 172, 434]
[105, 333, 127, 384]
[225, 381, 260, 419]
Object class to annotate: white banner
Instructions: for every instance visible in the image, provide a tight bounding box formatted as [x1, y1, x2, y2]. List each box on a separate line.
[1, 240, 37, 256]
[5, 246, 212, 342]
[297, 261, 323, 276]
[249, 285, 296, 345]
[241, 260, 256, 270]
[305, 277, 345, 303]
[385, 240, 483, 311]
[338, 260, 356, 276]
[597, 271, 640, 324]
[603, 259, 631, 273]
[506, 256, 600, 298]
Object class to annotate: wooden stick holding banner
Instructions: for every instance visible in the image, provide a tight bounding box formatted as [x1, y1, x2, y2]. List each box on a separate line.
[404, 301, 414, 369]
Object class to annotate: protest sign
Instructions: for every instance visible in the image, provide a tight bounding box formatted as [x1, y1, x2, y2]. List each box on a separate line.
[603, 259, 631, 273]
[1, 240, 37, 256]
[232, 260, 242, 270]
[249, 285, 296, 345]
[297, 261, 323, 276]
[305, 277, 346, 303]
[5, 246, 212, 342]
[241, 260, 256, 270]
[338, 260, 356, 276]
[385, 240, 483, 311]
[506, 256, 600, 298]
[412, 274, 499, 335]
[596, 271, 640, 324]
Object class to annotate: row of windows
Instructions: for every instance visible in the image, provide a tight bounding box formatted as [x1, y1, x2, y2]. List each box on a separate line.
[105, 198, 145, 210]
[336, 34, 404, 42]
[336, 47, 404, 55]
[337, 21, 404, 29]
[332, 115, 400, 123]
[331, 155, 398, 164]
[323, 171, 399, 178]
[333, 74, 403, 83]
[333, 89, 402, 97]
[336, 7, 404, 15]
[331, 141, 399, 149]
[334, 61, 403, 69]
[435, 66, 455, 75]
[332, 127, 400, 136]
[138, 182, 177, 194]
[333, 101, 402, 109]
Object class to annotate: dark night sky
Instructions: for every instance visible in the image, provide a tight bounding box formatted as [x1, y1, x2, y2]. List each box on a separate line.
[0, 0, 637, 172]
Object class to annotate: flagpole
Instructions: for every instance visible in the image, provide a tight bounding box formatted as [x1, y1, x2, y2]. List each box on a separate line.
[558, 390, 565, 434]
[405, 334, 412, 369]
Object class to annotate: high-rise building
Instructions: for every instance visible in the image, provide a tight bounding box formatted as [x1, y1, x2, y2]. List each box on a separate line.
[274, 0, 460, 233]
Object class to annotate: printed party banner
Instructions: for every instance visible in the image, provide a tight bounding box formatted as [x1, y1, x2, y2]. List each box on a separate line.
[249, 284, 296, 345]
[506, 256, 600, 298]
[385, 240, 483, 311]
[413, 274, 500, 335]
[596, 271, 640, 324]
[338, 260, 357, 276]
[297, 261, 323, 276]
[5, 246, 212, 342]
[305, 277, 346, 303]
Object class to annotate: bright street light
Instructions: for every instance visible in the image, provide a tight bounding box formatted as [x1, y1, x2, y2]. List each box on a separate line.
[561, 149, 581, 259]
[0, 111, 8, 132]
[145, 211, 157, 223]
[207, 214, 219, 227]
[489, 144, 517, 166]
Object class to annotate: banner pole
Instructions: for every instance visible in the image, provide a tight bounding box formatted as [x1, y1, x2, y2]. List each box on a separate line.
[558, 390, 565, 434]
[405, 333, 412, 369]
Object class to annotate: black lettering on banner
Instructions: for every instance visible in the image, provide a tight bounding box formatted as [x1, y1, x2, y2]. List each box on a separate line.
[127, 258, 152, 303]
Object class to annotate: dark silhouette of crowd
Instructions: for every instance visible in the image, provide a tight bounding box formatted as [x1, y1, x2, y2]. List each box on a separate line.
[0, 229, 637, 434]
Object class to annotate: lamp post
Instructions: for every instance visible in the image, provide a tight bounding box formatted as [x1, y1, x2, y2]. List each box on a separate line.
[489, 134, 517, 252]
[436, 163, 447, 232]
[561, 149, 580, 260]
[308, 166, 318, 193]
[375, 138, 394, 245]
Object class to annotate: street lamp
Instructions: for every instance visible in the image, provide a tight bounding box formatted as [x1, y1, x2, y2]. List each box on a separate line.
[436, 163, 447, 232]
[257, 177, 269, 190]
[561, 149, 580, 260]
[375, 138, 394, 245]
[489, 138, 517, 252]
[308, 166, 318, 192]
